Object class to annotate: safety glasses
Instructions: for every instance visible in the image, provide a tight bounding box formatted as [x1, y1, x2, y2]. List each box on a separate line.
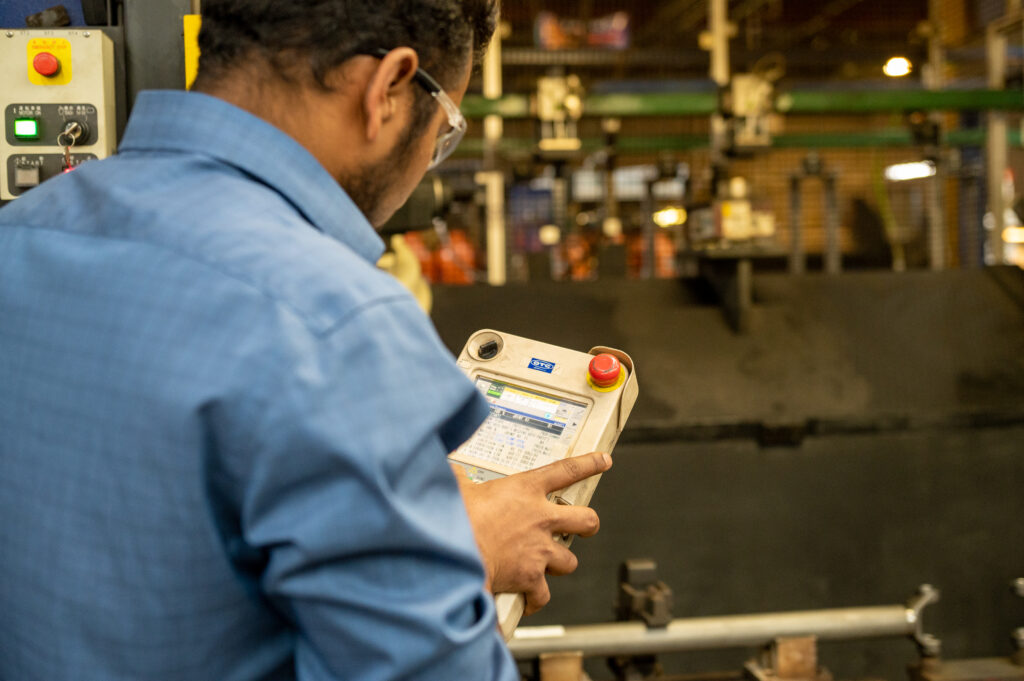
[369, 49, 467, 169]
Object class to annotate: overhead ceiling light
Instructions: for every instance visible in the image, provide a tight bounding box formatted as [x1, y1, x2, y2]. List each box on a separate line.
[884, 161, 936, 182]
[883, 56, 912, 77]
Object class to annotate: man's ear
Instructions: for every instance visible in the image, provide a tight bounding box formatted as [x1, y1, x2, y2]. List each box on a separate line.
[363, 47, 419, 142]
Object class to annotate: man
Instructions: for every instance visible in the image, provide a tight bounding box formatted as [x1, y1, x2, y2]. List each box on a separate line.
[0, 1, 612, 679]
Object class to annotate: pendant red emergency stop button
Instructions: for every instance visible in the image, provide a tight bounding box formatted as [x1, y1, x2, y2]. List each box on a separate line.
[33, 52, 61, 77]
[588, 353, 621, 388]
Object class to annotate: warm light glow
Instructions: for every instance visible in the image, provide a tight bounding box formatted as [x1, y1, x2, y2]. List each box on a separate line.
[538, 224, 562, 246]
[883, 56, 912, 77]
[653, 206, 687, 228]
[1003, 226, 1024, 244]
[602, 217, 623, 238]
[884, 161, 936, 182]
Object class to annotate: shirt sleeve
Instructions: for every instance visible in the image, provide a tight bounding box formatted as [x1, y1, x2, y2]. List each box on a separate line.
[211, 295, 516, 681]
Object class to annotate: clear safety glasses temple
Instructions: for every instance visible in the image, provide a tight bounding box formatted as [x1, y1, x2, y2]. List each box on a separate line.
[367, 49, 467, 169]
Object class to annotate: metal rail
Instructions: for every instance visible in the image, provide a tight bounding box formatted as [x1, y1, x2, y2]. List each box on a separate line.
[509, 585, 940, 660]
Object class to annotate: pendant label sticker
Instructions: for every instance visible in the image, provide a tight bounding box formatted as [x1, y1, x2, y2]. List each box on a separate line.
[528, 358, 555, 373]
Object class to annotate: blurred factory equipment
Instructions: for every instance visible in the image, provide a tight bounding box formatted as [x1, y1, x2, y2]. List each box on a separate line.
[789, 153, 841, 275]
[511, 571, 1024, 681]
[687, 176, 776, 247]
[879, 158, 947, 272]
[433, 262, 1024, 681]
[685, 0, 786, 331]
[906, 580, 1024, 681]
[683, 174, 782, 333]
[533, 72, 587, 279]
[983, 169, 1024, 268]
[379, 174, 453, 238]
[454, 0, 1024, 279]
[725, 72, 776, 150]
[538, 74, 585, 154]
[479, 21, 507, 285]
[0, 24, 120, 199]
[0, 5, 1020, 681]
[641, 156, 688, 280]
[376, 175, 454, 309]
[984, 2, 1023, 267]
[377, 173, 481, 288]
[513, 570, 944, 681]
[376, 234, 433, 312]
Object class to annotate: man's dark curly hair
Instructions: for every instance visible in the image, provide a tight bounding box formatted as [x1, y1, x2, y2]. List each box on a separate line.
[194, 0, 498, 95]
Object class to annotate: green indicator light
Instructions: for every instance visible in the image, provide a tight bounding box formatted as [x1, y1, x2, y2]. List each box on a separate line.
[14, 118, 40, 139]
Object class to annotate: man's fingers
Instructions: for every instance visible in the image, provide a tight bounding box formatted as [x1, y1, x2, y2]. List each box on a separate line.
[534, 452, 612, 493]
[523, 579, 551, 616]
[547, 505, 600, 537]
[545, 544, 579, 577]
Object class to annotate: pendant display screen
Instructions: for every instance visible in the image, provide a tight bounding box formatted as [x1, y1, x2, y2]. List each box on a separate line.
[454, 376, 589, 476]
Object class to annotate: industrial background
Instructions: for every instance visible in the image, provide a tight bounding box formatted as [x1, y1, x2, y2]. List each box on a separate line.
[1, 1, 1022, 681]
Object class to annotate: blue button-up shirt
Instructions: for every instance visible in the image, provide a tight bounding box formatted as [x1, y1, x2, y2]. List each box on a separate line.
[0, 90, 516, 681]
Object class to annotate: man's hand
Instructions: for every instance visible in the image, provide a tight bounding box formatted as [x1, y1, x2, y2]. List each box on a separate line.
[452, 452, 612, 615]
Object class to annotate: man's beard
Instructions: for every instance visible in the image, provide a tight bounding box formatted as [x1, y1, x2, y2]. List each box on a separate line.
[338, 121, 420, 228]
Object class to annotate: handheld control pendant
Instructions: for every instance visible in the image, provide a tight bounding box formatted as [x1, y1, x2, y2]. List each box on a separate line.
[449, 330, 639, 640]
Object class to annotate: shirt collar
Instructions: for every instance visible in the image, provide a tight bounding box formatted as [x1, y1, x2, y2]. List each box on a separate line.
[119, 90, 385, 264]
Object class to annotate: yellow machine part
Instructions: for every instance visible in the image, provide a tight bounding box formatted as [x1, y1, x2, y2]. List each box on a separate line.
[183, 14, 201, 89]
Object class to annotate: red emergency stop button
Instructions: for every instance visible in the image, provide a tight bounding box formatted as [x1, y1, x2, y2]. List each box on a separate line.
[33, 52, 61, 77]
[588, 353, 621, 388]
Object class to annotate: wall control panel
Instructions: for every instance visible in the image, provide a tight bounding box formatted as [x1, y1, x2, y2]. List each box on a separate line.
[450, 330, 639, 639]
[0, 29, 116, 200]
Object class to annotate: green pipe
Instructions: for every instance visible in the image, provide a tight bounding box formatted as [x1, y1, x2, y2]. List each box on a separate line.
[453, 128, 1022, 156]
[461, 92, 719, 118]
[777, 89, 1024, 113]
[584, 93, 718, 116]
[461, 95, 530, 118]
[461, 89, 1024, 119]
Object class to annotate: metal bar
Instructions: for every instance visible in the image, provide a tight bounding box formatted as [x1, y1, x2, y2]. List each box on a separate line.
[924, 0, 946, 272]
[708, 0, 728, 162]
[480, 19, 506, 286]
[927, 170, 946, 270]
[641, 180, 655, 279]
[987, 24, 1009, 265]
[709, 0, 729, 87]
[509, 604, 917, 659]
[824, 175, 842, 274]
[789, 176, 804, 274]
[736, 258, 752, 333]
[500, 46, 927, 69]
